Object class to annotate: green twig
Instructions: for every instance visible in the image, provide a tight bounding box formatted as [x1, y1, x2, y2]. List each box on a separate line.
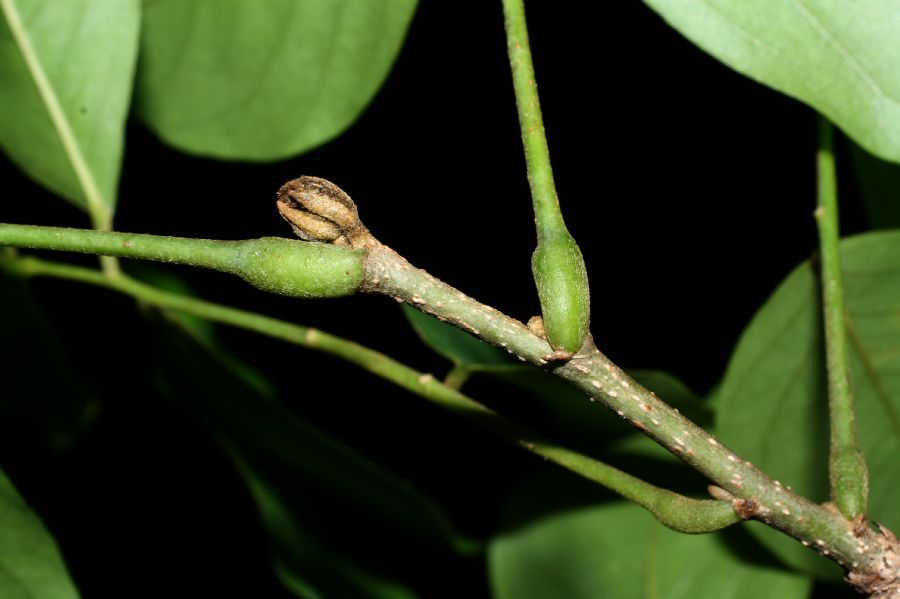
[0, 223, 364, 298]
[815, 117, 868, 520]
[501, 0, 561, 235]
[0, 221, 894, 579]
[501, 0, 590, 355]
[362, 241, 886, 575]
[443, 365, 471, 391]
[4, 254, 736, 534]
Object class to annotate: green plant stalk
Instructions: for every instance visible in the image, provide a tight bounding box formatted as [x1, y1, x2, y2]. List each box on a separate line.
[2, 254, 736, 534]
[501, 0, 561, 235]
[502, 0, 590, 354]
[0, 223, 364, 298]
[442, 365, 472, 391]
[362, 242, 892, 577]
[1, 224, 893, 577]
[815, 118, 868, 520]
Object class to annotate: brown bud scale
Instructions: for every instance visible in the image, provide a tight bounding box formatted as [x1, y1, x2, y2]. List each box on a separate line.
[277, 176, 371, 248]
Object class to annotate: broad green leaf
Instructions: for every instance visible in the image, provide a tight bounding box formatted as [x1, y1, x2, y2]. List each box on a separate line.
[0, 270, 97, 449]
[714, 231, 900, 578]
[0, 0, 139, 219]
[153, 318, 469, 598]
[643, 0, 900, 163]
[847, 140, 900, 229]
[0, 468, 80, 599]
[136, 0, 417, 160]
[401, 304, 514, 367]
[490, 497, 811, 599]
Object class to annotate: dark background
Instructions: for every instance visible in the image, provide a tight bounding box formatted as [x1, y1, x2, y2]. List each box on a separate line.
[1, 2, 868, 597]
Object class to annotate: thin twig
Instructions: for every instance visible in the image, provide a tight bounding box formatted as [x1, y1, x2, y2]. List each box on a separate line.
[362, 240, 889, 576]
[0, 221, 895, 585]
[4, 253, 738, 534]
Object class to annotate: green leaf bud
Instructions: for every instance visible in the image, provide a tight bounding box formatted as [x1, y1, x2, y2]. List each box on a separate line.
[531, 231, 591, 355]
[235, 237, 364, 298]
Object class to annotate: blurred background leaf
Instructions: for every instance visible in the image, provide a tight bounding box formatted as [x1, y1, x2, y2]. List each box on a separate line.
[136, 0, 418, 160]
[0, 0, 139, 216]
[0, 468, 81, 599]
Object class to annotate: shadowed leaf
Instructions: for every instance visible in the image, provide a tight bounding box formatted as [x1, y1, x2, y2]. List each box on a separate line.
[489, 474, 811, 599]
[0, 468, 80, 599]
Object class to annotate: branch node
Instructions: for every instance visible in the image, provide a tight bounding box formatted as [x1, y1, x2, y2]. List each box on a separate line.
[732, 498, 760, 520]
[847, 526, 900, 598]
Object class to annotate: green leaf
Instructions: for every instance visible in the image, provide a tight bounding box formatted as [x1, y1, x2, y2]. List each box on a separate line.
[0, 468, 81, 599]
[152, 317, 470, 598]
[402, 304, 515, 367]
[643, 0, 900, 163]
[136, 0, 417, 160]
[714, 231, 900, 578]
[0, 0, 140, 221]
[490, 497, 811, 599]
[847, 139, 900, 229]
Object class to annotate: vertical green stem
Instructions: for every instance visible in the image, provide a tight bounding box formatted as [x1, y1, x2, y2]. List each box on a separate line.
[815, 117, 868, 519]
[443, 365, 471, 391]
[502, 0, 591, 354]
[501, 0, 562, 236]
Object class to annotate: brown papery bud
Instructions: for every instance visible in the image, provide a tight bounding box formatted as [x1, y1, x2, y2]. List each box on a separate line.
[276, 177, 371, 249]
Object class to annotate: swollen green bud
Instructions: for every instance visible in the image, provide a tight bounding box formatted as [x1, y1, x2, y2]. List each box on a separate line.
[531, 231, 590, 356]
[235, 237, 364, 298]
